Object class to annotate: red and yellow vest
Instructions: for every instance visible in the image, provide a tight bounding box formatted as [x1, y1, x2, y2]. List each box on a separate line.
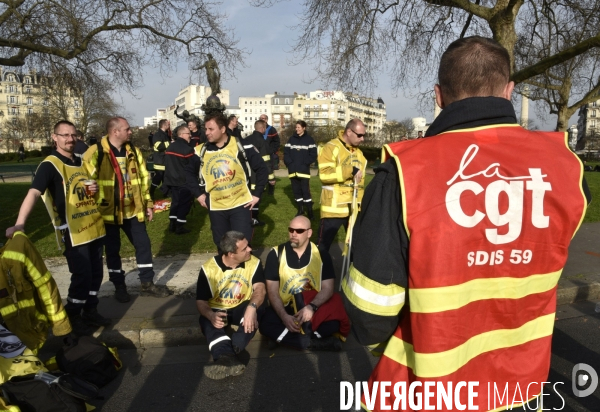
[363, 125, 587, 411]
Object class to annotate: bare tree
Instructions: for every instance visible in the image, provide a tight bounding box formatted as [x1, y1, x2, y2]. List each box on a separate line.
[0, 0, 246, 89]
[259, 0, 600, 130]
[516, 1, 600, 131]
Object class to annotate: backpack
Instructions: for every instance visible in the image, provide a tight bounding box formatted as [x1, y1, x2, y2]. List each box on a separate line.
[55, 336, 122, 388]
[0, 372, 98, 412]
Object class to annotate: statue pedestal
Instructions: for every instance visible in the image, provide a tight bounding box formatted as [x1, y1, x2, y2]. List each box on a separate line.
[201, 94, 226, 116]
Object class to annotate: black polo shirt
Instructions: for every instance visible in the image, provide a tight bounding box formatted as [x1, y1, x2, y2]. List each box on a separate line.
[32, 151, 80, 224]
[196, 255, 265, 301]
[264, 242, 335, 282]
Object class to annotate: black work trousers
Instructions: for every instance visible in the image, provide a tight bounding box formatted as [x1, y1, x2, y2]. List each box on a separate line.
[290, 177, 312, 204]
[259, 306, 340, 350]
[63, 233, 104, 315]
[317, 217, 349, 252]
[105, 218, 154, 286]
[208, 204, 253, 251]
[169, 186, 193, 223]
[199, 301, 265, 360]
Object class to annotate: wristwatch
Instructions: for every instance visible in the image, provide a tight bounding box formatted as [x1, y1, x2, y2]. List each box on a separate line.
[309, 303, 319, 312]
[249, 302, 258, 309]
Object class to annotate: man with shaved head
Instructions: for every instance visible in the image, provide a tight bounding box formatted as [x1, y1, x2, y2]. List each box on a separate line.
[259, 216, 349, 351]
[83, 117, 171, 303]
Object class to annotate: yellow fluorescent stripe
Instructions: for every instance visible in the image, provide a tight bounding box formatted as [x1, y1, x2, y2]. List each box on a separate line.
[410, 270, 562, 313]
[36, 311, 48, 322]
[566, 133, 588, 239]
[384, 144, 410, 239]
[262, 155, 270, 161]
[48, 310, 66, 322]
[98, 180, 113, 185]
[342, 266, 405, 316]
[0, 305, 16, 316]
[319, 162, 336, 168]
[384, 313, 555, 378]
[17, 299, 35, 309]
[32, 271, 52, 288]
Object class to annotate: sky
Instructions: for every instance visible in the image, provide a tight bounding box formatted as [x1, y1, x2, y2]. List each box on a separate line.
[117, 0, 567, 131]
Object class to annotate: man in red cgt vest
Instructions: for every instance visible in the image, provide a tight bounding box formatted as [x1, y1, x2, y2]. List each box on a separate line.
[343, 36, 591, 412]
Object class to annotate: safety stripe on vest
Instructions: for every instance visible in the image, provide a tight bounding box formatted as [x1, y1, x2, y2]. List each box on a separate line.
[342, 265, 405, 316]
[383, 313, 555, 378]
[409, 270, 562, 314]
[32, 271, 52, 288]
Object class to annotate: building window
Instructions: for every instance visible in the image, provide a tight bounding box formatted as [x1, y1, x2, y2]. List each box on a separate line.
[592, 110, 597, 118]
[24, 77, 31, 84]
[10, 107, 17, 115]
[298, 104, 301, 108]
[75, 111, 80, 118]
[9, 85, 14, 93]
[7, 74, 14, 82]
[245, 109, 247, 112]
[9, 96, 15, 103]
[27, 107, 33, 114]
[593, 101, 598, 107]
[275, 98, 279, 104]
[285, 98, 290, 104]
[43, 99, 48, 106]
[74, 100, 79, 108]
[591, 120, 597, 128]
[25, 87, 31, 94]
[27, 97, 32, 105]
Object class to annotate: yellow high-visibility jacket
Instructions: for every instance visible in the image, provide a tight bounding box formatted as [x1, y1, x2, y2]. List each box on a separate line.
[318, 137, 367, 218]
[0, 232, 71, 352]
[83, 137, 153, 225]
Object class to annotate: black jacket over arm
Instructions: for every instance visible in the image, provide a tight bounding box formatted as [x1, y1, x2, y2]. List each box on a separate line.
[164, 137, 201, 198]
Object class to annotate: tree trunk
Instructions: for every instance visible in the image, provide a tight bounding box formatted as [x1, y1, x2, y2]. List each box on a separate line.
[488, 0, 524, 75]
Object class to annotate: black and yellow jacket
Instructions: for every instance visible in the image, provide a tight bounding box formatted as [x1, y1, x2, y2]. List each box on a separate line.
[82, 136, 153, 225]
[152, 129, 170, 170]
[0, 232, 71, 352]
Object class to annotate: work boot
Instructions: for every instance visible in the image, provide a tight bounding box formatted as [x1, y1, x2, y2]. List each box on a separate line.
[114, 284, 130, 303]
[82, 308, 111, 327]
[306, 202, 314, 220]
[296, 203, 304, 216]
[308, 336, 342, 352]
[203, 354, 245, 380]
[68, 314, 93, 337]
[169, 219, 176, 232]
[267, 184, 275, 195]
[140, 281, 172, 298]
[251, 218, 266, 227]
[175, 222, 191, 235]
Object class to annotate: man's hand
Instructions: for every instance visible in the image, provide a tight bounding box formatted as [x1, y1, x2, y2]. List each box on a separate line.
[354, 169, 363, 184]
[88, 182, 99, 195]
[146, 208, 154, 222]
[242, 305, 259, 333]
[244, 195, 260, 209]
[210, 311, 227, 329]
[282, 314, 301, 333]
[5, 225, 24, 239]
[294, 306, 314, 324]
[198, 194, 207, 208]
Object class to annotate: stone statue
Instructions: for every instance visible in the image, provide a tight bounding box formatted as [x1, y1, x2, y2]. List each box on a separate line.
[174, 105, 201, 125]
[196, 53, 221, 95]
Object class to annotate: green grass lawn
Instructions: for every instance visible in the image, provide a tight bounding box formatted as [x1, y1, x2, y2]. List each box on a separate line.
[1, 176, 373, 258]
[0, 156, 44, 166]
[2, 171, 598, 259]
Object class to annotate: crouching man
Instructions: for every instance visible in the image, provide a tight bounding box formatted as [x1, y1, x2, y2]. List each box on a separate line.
[196, 231, 266, 380]
[259, 216, 349, 351]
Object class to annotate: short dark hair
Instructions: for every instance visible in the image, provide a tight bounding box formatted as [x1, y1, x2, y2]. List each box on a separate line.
[76, 129, 84, 138]
[254, 120, 266, 130]
[438, 36, 511, 104]
[187, 119, 198, 128]
[158, 119, 169, 128]
[345, 118, 363, 133]
[296, 120, 307, 129]
[106, 117, 127, 133]
[220, 231, 246, 255]
[204, 112, 228, 129]
[177, 126, 190, 137]
[53, 120, 75, 133]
